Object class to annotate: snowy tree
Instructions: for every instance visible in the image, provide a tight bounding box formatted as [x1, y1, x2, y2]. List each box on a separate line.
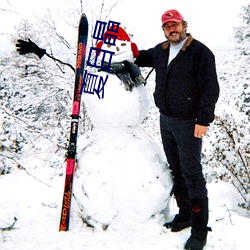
[0, 19, 74, 175]
[204, 3, 250, 209]
[0, 0, 122, 175]
[233, 3, 250, 118]
[234, 3, 250, 56]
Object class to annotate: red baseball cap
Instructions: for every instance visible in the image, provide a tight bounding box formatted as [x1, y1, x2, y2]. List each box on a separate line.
[161, 9, 184, 27]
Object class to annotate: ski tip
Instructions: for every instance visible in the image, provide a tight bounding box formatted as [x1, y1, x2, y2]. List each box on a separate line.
[81, 13, 88, 20]
[80, 13, 88, 25]
[79, 13, 88, 30]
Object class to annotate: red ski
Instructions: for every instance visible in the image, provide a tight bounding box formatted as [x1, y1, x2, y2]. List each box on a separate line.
[59, 13, 88, 231]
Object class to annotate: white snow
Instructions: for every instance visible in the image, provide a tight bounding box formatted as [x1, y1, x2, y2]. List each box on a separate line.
[74, 127, 172, 229]
[84, 73, 150, 129]
[1, 171, 250, 250]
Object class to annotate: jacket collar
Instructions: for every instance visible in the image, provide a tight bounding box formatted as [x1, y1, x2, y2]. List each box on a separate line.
[162, 33, 193, 50]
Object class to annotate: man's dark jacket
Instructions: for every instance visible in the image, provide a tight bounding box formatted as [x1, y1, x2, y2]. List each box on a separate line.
[135, 34, 220, 126]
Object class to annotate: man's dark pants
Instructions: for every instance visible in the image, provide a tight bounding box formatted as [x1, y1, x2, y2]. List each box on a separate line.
[160, 114, 207, 200]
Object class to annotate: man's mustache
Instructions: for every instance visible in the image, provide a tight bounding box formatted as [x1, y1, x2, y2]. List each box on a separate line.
[169, 31, 179, 36]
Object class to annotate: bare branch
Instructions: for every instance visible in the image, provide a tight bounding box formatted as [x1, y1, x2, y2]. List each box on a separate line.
[0, 153, 54, 188]
[0, 8, 18, 14]
[46, 51, 75, 73]
[0, 217, 18, 231]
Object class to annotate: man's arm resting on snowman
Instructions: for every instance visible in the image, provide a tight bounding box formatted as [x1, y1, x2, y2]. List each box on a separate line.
[15, 39, 75, 72]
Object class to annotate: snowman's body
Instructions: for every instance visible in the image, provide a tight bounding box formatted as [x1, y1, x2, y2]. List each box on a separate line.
[84, 71, 149, 128]
[74, 28, 173, 229]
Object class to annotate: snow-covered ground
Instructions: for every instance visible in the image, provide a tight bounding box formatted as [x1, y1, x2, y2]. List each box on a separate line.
[1, 169, 250, 250]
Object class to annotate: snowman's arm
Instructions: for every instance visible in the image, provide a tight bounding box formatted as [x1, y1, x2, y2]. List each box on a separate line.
[16, 39, 46, 59]
[16, 38, 75, 72]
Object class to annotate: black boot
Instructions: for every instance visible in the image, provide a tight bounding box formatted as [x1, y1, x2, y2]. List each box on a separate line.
[184, 228, 208, 250]
[184, 198, 211, 250]
[164, 195, 192, 232]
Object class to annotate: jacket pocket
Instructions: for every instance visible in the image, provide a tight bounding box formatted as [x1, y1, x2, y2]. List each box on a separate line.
[153, 92, 166, 113]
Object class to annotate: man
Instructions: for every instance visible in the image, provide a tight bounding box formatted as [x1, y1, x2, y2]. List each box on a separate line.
[135, 9, 219, 250]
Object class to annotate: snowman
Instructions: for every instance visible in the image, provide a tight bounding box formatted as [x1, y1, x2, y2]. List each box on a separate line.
[73, 26, 173, 230]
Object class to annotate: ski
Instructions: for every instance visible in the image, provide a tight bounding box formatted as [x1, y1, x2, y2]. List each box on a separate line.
[59, 13, 88, 231]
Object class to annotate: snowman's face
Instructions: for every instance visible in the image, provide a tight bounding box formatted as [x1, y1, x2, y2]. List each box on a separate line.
[102, 40, 134, 63]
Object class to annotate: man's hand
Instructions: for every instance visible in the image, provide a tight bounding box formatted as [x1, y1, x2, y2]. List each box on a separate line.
[16, 38, 46, 59]
[194, 124, 208, 138]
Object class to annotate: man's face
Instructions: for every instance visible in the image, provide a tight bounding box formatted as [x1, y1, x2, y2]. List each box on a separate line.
[162, 21, 187, 45]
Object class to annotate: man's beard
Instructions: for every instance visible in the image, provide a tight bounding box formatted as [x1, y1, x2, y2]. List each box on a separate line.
[166, 31, 186, 45]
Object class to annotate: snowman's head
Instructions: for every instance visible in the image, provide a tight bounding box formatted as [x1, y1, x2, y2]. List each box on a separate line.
[96, 26, 139, 63]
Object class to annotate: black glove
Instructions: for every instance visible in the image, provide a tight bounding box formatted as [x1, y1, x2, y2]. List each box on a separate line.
[122, 61, 146, 86]
[101, 61, 146, 91]
[16, 38, 46, 59]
